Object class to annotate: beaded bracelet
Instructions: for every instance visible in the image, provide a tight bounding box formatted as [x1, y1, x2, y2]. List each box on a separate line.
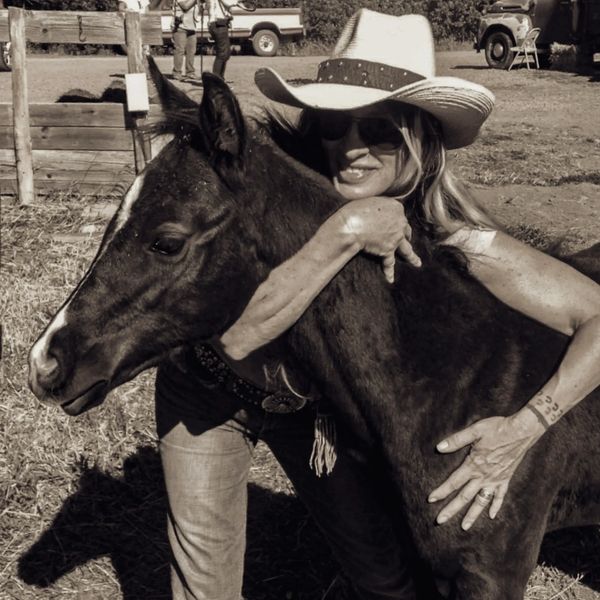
[525, 404, 551, 430]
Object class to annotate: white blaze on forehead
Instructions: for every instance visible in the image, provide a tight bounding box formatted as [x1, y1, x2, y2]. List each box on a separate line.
[29, 305, 67, 366]
[113, 172, 146, 236]
[30, 173, 146, 372]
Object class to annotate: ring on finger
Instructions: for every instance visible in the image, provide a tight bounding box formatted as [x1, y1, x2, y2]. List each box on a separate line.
[475, 488, 494, 505]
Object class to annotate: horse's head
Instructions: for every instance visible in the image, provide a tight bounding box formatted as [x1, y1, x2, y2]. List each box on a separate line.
[28, 59, 288, 415]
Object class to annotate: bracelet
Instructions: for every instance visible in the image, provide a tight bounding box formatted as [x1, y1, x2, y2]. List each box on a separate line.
[525, 404, 551, 431]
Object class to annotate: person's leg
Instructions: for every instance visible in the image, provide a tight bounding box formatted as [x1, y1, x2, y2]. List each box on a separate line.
[172, 29, 185, 78]
[264, 410, 417, 600]
[184, 30, 197, 76]
[209, 22, 231, 78]
[156, 356, 259, 600]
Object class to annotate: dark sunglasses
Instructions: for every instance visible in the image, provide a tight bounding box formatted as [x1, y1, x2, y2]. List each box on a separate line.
[315, 111, 404, 149]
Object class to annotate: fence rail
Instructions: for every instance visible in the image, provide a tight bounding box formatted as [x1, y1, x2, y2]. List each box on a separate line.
[0, 102, 147, 196]
[0, 9, 162, 45]
[1, 8, 163, 203]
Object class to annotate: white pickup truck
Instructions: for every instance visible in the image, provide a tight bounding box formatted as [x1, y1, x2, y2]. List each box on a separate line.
[155, 3, 305, 56]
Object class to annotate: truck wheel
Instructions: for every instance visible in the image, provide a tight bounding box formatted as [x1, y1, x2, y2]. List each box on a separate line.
[484, 31, 515, 69]
[252, 29, 279, 57]
[0, 42, 11, 71]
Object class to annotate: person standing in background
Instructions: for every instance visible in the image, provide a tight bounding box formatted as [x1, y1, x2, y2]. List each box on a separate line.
[172, 0, 199, 80]
[206, 0, 236, 79]
[118, 0, 150, 13]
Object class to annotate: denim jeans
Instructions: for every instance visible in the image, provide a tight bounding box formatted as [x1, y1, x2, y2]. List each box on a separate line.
[173, 28, 197, 76]
[208, 21, 231, 78]
[155, 349, 417, 600]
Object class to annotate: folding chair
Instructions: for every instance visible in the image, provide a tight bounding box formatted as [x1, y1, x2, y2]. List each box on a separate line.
[508, 27, 541, 70]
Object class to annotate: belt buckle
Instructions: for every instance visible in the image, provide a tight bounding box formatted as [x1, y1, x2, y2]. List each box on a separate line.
[261, 392, 307, 414]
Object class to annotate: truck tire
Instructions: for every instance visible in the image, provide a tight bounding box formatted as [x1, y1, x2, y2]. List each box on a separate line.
[252, 29, 279, 57]
[0, 42, 11, 71]
[484, 31, 515, 69]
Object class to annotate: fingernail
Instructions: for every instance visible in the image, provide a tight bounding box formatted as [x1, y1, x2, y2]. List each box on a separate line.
[415, 258, 422, 267]
[462, 521, 472, 531]
[490, 510, 497, 520]
[437, 441, 448, 451]
[437, 514, 448, 524]
[428, 495, 437, 503]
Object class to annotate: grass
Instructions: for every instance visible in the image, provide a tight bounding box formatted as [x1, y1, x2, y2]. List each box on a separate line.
[2, 197, 600, 600]
[0, 196, 339, 600]
[1, 58, 600, 598]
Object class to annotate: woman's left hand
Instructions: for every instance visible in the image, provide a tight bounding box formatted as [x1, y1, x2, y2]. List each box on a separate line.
[428, 412, 545, 530]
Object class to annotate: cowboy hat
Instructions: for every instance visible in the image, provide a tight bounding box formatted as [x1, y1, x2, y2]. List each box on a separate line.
[254, 9, 495, 149]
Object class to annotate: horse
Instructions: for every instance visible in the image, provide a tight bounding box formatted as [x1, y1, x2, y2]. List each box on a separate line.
[28, 58, 600, 599]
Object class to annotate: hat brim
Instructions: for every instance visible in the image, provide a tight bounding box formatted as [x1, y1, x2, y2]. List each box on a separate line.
[255, 68, 495, 150]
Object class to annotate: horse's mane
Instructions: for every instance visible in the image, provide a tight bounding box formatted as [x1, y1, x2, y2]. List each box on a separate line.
[146, 106, 201, 143]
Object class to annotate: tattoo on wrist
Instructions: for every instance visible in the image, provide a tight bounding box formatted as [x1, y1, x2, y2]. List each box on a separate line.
[531, 394, 564, 426]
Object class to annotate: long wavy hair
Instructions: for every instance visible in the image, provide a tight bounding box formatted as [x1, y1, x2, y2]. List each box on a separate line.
[263, 101, 499, 242]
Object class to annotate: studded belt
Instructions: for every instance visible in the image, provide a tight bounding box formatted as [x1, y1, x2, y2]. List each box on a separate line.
[193, 344, 308, 414]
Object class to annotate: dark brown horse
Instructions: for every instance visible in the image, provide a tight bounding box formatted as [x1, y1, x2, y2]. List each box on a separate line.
[28, 59, 600, 599]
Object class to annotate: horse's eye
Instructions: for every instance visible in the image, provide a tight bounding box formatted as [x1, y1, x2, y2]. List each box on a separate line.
[150, 237, 185, 256]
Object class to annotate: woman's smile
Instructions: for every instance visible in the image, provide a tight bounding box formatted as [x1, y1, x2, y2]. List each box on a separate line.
[336, 163, 377, 184]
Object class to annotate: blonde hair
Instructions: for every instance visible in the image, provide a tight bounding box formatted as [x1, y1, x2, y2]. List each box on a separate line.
[383, 102, 498, 238]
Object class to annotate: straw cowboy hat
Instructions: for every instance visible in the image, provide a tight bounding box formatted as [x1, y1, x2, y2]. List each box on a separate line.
[255, 9, 495, 149]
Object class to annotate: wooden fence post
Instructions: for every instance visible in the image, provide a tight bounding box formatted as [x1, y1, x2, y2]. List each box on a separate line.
[9, 7, 35, 205]
[125, 10, 151, 173]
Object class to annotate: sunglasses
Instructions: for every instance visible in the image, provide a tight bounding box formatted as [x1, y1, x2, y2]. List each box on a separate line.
[315, 111, 405, 149]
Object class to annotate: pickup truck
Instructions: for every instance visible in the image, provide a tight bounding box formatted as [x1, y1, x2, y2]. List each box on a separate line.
[154, 2, 305, 56]
[475, 0, 600, 69]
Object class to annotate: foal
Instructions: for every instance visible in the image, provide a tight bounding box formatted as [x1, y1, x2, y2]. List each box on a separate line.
[29, 62, 600, 599]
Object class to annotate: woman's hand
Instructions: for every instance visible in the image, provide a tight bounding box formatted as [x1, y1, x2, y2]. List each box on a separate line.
[337, 197, 421, 282]
[427, 411, 546, 530]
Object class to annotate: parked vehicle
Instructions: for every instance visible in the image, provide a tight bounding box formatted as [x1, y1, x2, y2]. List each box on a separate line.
[153, 1, 305, 57]
[475, 0, 600, 69]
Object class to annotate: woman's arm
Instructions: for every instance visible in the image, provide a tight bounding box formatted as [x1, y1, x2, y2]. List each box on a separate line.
[429, 231, 600, 529]
[220, 197, 421, 360]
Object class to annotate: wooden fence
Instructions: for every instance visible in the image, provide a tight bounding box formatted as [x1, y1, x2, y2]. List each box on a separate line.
[0, 7, 163, 203]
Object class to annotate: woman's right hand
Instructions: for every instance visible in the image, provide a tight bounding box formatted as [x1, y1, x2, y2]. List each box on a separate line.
[337, 197, 421, 282]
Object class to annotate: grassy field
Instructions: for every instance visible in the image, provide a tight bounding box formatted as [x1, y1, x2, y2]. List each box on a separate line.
[1, 53, 600, 599]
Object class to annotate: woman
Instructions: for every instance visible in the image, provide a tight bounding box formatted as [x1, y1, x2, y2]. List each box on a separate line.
[157, 9, 600, 600]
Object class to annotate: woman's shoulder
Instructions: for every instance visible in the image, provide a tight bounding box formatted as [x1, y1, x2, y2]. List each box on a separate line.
[441, 225, 498, 256]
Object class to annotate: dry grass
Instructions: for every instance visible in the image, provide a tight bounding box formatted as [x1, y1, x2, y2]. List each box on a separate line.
[2, 56, 600, 599]
[0, 196, 338, 599]
[3, 196, 600, 600]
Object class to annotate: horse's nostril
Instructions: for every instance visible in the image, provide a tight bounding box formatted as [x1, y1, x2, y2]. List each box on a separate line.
[36, 355, 60, 387]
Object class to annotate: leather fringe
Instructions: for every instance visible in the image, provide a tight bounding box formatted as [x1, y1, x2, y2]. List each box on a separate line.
[310, 412, 337, 477]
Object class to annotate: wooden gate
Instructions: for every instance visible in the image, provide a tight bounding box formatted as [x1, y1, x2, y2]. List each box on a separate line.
[0, 7, 163, 203]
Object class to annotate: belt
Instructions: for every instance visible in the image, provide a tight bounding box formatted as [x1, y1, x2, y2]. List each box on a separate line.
[193, 344, 308, 414]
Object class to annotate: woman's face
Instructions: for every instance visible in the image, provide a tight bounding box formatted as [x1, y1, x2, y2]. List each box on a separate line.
[318, 105, 404, 201]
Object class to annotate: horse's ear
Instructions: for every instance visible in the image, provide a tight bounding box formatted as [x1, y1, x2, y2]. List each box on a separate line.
[146, 55, 198, 111]
[198, 72, 246, 171]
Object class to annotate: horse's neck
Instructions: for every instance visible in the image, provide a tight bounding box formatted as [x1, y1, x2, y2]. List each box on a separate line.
[286, 246, 568, 450]
[242, 138, 343, 267]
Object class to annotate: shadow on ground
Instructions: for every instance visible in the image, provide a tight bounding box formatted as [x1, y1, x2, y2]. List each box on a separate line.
[16, 445, 600, 598]
[451, 65, 491, 70]
[541, 527, 600, 593]
[17, 445, 336, 600]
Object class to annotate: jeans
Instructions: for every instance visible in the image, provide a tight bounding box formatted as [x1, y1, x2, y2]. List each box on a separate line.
[155, 348, 417, 600]
[173, 28, 197, 76]
[208, 21, 231, 78]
